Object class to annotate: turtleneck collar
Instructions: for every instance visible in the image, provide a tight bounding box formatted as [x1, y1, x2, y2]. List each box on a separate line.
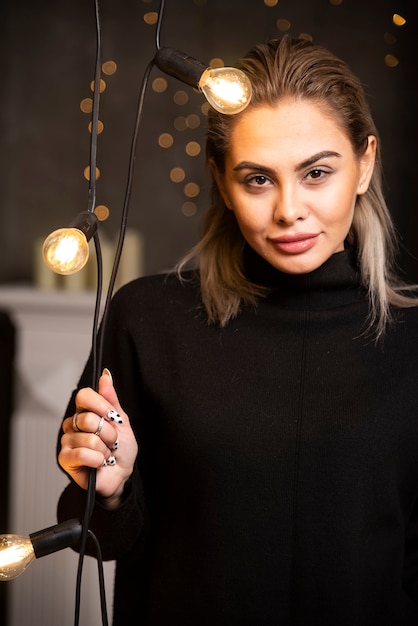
[243, 245, 364, 310]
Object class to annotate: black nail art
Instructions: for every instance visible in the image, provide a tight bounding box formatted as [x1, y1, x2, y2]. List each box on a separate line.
[107, 409, 123, 424]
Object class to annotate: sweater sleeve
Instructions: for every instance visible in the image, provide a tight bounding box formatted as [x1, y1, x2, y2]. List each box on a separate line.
[56, 281, 149, 561]
[56, 467, 146, 561]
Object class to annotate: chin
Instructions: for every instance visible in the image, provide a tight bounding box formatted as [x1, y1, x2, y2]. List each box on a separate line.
[270, 253, 331, 275]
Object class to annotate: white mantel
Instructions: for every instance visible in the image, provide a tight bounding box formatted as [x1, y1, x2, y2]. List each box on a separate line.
[0, 285, 114, 626]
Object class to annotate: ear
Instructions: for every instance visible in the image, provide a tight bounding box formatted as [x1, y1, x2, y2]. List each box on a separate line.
[209, 157, 233, 210]
[357, 135, 377, 195]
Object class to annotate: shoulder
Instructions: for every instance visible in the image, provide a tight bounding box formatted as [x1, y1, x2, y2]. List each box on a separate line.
[110, 270, 202, 316]
[381, 302, 418, 355]
[394, 301, 418, 325]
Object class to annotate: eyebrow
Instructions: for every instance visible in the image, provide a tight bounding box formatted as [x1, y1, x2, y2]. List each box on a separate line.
[232, 151, 342, 174]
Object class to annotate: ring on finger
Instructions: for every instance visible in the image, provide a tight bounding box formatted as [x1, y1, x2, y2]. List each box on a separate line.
[72, 412, 83, 432]
[94, 415, 105, 436]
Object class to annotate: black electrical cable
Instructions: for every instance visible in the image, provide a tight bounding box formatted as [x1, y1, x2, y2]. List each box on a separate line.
[96, 57, 155, 373]
[96, 0, 166, 377]
[87, 0, 104, 392]
[72, 0, 167, 624]
[88, 529, 109, 626]
[72, 0, 104, 624]
[87, 0, 102, 218]
[74, 469, 99, 626]
[92, 232, 104, 390]
[155, 0, 165, 51]
[73, 188, 103, 625]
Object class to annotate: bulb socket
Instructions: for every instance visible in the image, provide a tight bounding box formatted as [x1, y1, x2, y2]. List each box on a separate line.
[154, 47, 207, 88]
[30, 519, 82, 559]
[69, 211, 99, 242]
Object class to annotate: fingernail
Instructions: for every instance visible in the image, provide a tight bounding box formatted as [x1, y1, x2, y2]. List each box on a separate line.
[107, 455, 116, 466]
[112, 438, 119, 450]
[102, 368, 113, 383]
[107, 408, 123, 424]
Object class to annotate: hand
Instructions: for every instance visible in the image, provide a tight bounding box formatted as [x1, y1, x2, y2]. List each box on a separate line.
[58, 368, 139, 509]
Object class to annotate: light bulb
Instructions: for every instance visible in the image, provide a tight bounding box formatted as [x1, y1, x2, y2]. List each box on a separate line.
[0, 519, 82, 581]
[0, 535, 35, 581]
[42, 228, 90, 275]
[198, 66, 252, 115]
[42, 210, 98, 275]
[154, 47, 252, 115]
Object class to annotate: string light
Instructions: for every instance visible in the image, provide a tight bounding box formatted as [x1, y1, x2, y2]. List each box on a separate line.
[393, 14, 406, 27]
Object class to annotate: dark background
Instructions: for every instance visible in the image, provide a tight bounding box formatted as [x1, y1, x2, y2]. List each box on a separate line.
[1, 0, 417, 285]
[0, 3, 415, 622]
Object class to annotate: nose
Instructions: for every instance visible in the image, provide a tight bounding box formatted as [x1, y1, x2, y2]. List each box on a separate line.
[273, 184, 307, 225]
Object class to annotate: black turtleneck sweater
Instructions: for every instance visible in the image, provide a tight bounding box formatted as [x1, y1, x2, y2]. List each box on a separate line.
[57, 249, 418, 625]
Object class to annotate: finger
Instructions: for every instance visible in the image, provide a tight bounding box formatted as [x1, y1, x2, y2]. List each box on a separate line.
[98, 368, 124, 418]
[75, 386, 123, 425]
[62, 415, 75, 434]
[67, 411, 119, 451]
[60, 429, 116, 466]
[58, 443, 110, 481]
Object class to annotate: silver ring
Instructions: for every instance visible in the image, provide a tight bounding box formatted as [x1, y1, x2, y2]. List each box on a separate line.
[72, 412, 82, 432]
[94, 415, 105, 436]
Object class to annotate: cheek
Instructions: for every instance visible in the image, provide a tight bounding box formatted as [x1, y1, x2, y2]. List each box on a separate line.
[340, 196, 357, 230]
[233, 212, 267, 240]
[231, 198, 271, 235]
[319, 188, 356, 230]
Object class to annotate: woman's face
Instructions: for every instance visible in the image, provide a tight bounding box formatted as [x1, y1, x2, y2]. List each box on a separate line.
[213, 98, 376, 274]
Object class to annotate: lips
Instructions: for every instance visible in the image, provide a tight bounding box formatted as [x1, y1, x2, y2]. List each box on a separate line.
[270, 233, 319, 254]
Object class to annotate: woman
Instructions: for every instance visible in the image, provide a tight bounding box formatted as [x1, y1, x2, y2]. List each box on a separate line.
[57, 36, 418, 625]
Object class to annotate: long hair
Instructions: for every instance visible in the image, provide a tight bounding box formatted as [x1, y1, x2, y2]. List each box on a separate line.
[177, 35, 417, 337]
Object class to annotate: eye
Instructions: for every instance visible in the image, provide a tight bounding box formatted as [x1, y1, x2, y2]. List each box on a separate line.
[253, 175, 268, 185]
[304, 167, 331, 184]
[309, 169, 322, 178]
[308, 169, 325, 178]
[244, 174, 272, 187]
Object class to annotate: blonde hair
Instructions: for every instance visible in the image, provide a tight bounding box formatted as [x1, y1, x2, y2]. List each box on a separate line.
[177, 36, 417, 337]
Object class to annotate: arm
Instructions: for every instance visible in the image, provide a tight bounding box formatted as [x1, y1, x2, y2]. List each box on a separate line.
[57, 370, 146, 560]
[56, 285, 149, 560]
[57, 464, 146, 561]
